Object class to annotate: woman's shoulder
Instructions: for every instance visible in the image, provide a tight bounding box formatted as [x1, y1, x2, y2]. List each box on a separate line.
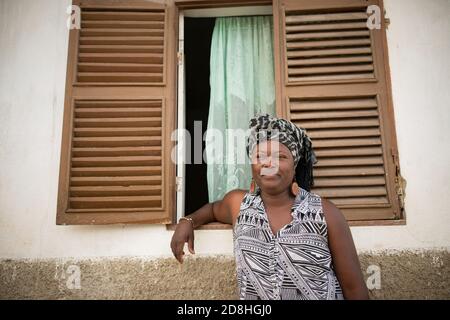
[223, 189, 248, 206]
[303, 190, 339, 214]
[320, 197, 348, 229]
[222, 189, 248, 224]
[321, 198, 341, 216]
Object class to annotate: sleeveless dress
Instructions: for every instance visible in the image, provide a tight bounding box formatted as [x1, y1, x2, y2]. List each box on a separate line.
[233, 188, 344, 300]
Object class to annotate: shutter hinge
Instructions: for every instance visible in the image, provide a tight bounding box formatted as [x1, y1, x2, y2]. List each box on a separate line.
[177, 51, 183, 66]
[391, 148, 406, 209]
[176, 176, 183, 192]
[384, 9, 391, 29]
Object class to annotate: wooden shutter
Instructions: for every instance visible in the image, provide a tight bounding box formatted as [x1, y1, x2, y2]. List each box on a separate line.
[273, 0, 403, 221]
[57, 0, 177, 225]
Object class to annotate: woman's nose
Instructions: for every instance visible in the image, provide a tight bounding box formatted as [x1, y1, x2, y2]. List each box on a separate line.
[262, 156, 278, 167]
[261, 156, 271, 167]
[261, 156, 280, 175]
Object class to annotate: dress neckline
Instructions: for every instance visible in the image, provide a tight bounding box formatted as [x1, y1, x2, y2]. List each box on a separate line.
[254, 188, 306, 238]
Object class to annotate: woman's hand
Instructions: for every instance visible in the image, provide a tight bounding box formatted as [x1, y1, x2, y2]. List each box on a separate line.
[170, 219, 195, 263]
[169, 191, 245, 263]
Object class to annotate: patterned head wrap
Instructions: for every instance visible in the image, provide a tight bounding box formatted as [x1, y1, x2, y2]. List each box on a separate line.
[246, 113, 317, 191]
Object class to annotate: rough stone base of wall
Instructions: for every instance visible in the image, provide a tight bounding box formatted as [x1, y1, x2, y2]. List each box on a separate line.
[1, 250, 449, 299]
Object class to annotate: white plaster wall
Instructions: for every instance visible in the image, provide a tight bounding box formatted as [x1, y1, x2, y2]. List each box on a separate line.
[0, 0, 449, 259]
[350, 0, 450, 251]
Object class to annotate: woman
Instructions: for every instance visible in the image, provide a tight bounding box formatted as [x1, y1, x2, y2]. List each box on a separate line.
[171, 114, 369, 300]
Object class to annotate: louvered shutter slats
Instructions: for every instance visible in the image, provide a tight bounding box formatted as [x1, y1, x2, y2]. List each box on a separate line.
[69, 99, 163, 211]
[285, 8, 375, 83]
[57, 0, 175, 224]
[77, 8, 165, 84]
[290, 96, 389, 208]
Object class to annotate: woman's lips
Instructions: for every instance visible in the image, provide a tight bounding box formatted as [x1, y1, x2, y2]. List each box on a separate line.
[260, 174, 279, 179]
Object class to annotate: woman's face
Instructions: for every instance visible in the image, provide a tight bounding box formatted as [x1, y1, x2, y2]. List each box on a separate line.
[251, 140, 295, 194]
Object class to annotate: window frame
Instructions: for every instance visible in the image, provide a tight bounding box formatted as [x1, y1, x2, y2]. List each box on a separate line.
[57, 0, 404, 227]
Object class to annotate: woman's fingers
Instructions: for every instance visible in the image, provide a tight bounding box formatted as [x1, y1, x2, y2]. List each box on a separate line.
[170, 222, 195, 263]
[170, 237, 184, 263]
[170, 238, 178, 258]
[175, 242, 185, 263]
[188, 232, 195, 254]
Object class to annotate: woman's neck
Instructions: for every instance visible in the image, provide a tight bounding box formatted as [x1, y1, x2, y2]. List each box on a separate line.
[260, 189, 295, 208]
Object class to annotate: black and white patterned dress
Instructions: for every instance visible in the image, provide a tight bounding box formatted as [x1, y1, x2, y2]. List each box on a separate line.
[233, 188, 344, 300]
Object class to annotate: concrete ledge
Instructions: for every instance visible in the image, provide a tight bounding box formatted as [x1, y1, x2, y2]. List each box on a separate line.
[1, 250, 449, 299]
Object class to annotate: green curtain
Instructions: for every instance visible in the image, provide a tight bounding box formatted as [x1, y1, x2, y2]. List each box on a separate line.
[205, 16, 276, 202]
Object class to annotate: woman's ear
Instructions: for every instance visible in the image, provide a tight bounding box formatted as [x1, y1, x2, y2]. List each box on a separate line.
[290, 180, 300, 196]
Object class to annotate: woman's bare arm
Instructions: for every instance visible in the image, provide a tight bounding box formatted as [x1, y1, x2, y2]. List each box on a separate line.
[170, 189, 246, 263]
[322, 198, 369, 300]
[211, 189, 247, 225]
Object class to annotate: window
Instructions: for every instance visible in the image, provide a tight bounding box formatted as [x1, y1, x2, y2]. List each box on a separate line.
[57, 0, 404, 225]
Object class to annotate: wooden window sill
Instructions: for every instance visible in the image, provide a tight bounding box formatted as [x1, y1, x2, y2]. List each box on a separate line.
[348, 219, 406, 227]
[166, 222, 233, 231]
[166, 219, 406, 230]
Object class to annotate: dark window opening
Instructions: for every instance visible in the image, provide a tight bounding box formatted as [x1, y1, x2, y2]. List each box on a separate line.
[184, 17, 216, 214]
